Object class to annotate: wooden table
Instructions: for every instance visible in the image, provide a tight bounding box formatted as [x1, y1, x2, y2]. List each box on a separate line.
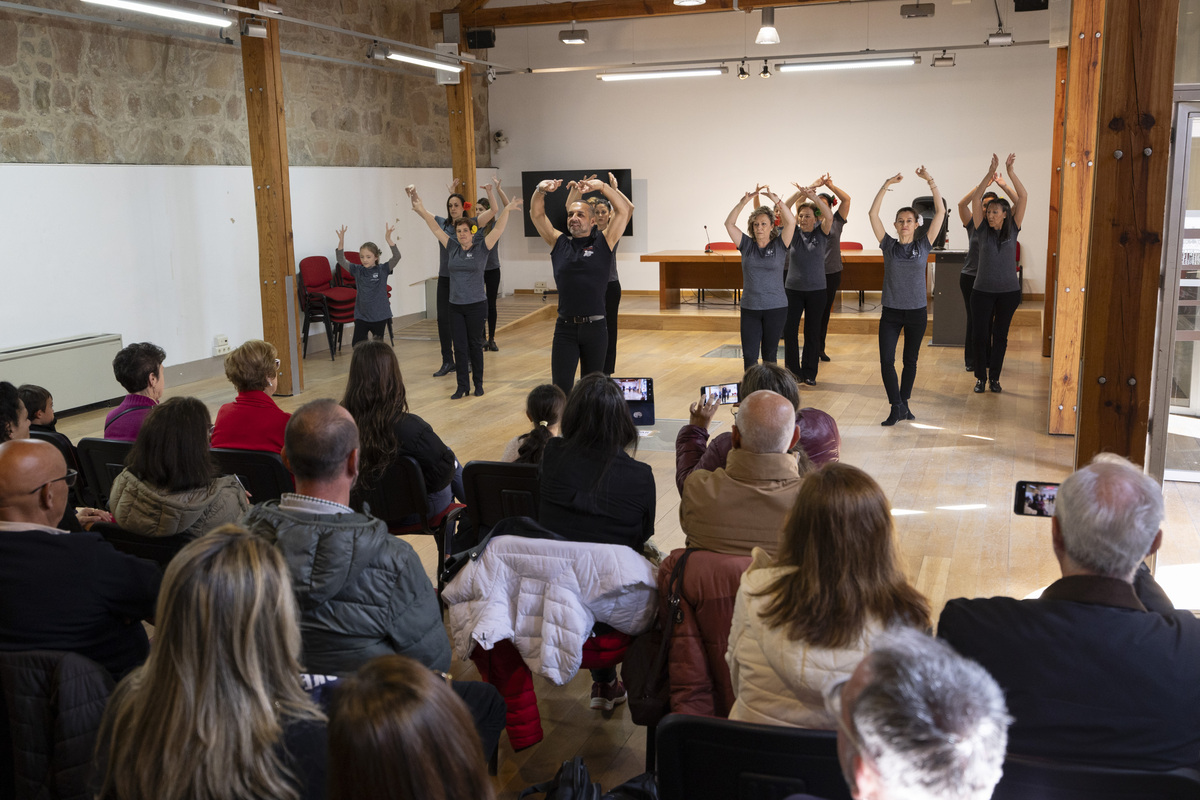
[642, 250, 743, 310]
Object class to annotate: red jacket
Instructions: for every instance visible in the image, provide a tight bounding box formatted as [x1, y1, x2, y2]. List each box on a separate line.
[210, 391, 290, 454]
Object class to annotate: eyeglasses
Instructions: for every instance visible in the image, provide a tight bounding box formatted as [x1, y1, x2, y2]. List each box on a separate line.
[27, 469, 78, 494]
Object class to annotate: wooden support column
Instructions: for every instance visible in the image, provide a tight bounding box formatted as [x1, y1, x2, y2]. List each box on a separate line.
[1042, 47, 1068, 359]
[1074, 0, 1180, 467]
[445, 22, 478, 209]
[1047, 0, 1105, 435]
[239, 6, 302, 395]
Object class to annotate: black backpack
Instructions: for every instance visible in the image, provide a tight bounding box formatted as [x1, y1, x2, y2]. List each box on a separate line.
[519, 757, 603, 800]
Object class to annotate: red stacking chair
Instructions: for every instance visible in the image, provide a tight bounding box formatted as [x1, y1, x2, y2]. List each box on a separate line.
[298, 256, 356, 360]
[336, 251, 394, 345]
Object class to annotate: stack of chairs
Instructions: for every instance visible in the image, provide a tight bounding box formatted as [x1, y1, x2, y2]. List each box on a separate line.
[298, 256, 356, 359]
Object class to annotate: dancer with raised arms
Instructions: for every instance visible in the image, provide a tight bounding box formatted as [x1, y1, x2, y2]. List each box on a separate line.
[530, 173, 632, 394]
[724, 186, 796, 371]
[783, 183, 833, 385]
[868, 167, 945, 427]
[814, 175, 851, 362]
[957, 173, 1015, 373]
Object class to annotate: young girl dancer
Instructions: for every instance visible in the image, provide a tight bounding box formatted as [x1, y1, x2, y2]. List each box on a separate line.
[335, 224, 400, 345]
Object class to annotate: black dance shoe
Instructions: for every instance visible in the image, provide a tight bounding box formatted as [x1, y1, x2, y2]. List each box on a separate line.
[819, 353, 831, 363]
[801, 377, 816, 386]
[433, 362, 456, 377]
[989, 380, 1003, 393]
[486, 340, 499, 352]
[901, 401, 915, 420]
[881, 404, 904, 427]
[974, 379, 986, 393]
[451, 389, 468, 400]
[474, 386, 485, 396]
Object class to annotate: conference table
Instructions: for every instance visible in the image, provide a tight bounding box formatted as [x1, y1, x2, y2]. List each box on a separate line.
[642, 249, 934, 310]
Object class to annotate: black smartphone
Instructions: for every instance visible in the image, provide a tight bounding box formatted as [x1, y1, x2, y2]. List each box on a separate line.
[701, 382, 741, 405]
[1014, 481, 1060, 517]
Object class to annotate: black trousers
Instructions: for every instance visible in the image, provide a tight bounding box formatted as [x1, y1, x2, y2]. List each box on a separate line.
[819, 270, 842, 357]
[351, 318, 386, 345]
[450, 679, 507, 762]
[878, 306, 927, 405]
[960, 271, 976, 368]
[740, 306, 787, 370]
[484, 268, 500, 340]
[437, 276, 454, 364]
[551, 317, 608, 395]
[604, 279, 622, 375]
[450, 300, 487, 393]
[971, 288, 1022, 382]
[784, 288, 826, 381]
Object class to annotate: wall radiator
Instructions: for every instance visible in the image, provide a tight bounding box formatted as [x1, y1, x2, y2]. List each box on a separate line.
[0, 334, 125, 413]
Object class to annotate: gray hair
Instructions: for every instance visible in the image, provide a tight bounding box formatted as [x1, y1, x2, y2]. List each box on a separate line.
[1054, 453, 1163, 580]
[734, 390, 795, 454]
[852, 629, 1010, 800]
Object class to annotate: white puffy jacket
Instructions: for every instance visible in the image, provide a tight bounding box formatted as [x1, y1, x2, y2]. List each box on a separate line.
[442, 535, 658, 685]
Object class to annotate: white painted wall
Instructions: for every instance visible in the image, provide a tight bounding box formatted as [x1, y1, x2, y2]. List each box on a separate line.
[0, 164, 496, 365]
[485, 0, 1058, 294]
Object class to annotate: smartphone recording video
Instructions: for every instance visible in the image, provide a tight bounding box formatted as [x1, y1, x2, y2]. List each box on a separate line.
[613, 377, 651, 402]
[1014, 481, 1059, 517]
[701, 382, 740, 405]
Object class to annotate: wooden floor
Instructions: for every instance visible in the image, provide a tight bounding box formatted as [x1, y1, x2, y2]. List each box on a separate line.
[53, 293, 1200, 797]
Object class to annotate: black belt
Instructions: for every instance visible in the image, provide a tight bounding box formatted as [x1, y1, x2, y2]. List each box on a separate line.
[558, 314, 605, 324]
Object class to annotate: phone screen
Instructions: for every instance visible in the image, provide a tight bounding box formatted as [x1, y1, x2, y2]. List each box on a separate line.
[613, 377, 650, 402]
[1014, 481, 1059, 517]
[701, 383, 740, 405]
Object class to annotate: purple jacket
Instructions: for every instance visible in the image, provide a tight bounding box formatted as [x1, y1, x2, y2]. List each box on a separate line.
[103, 395, 157, 441]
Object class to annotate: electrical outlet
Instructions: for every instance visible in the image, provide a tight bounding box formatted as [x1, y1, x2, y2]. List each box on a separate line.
[534, 281, 548, 294]
[214, 334, 231, 357]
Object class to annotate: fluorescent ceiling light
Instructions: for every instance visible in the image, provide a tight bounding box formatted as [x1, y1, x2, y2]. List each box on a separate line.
[755, 7, 779, 45]
[387, 50, 463, 74]
[81, 0, 232, 27]
[777, 56, 919, 72]
[597, 66, 727, 81]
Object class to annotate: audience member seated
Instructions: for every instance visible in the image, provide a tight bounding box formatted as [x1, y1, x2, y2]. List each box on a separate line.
[17, 384, 56, 434]
[109, 397, 249, 539]
[104, 342, 166, 441]
[242, 399, 504, 757]
[679, 389, 804, 557]
[340, 340, 462, 515]
[676, 363, 840, 495]
[94, 526, 327, 800]
[0, 381, 30, 443]
[808, 628, 1009, 800]
[728, 463, 930, 728]
[0, 439, 160, 680]
[500, 383, 565, 464]
[210, 339, 291, 453]
[328, 654, 496, 800]
[938, 453, 1200, 771]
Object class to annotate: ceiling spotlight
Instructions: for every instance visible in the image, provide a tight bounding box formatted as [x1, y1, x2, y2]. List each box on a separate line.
[931, 49, 956, 67]
[240, 16, 268, 38]
[759, 60, 771, 78]
[737, 61, 749, 80]
[559, 20, 588, 44]
[755, 7, 779, 45]
[987, 30, 1013, 46]
[367, 41, 389, 60]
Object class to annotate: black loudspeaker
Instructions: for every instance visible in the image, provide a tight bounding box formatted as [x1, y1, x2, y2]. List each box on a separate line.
[466, 28, 496, 49]
[1014, 0, 1048, 10]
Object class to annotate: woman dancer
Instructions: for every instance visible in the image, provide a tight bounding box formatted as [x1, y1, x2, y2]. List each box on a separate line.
[411, 181, 521, 398]
[868, 167, 945, 426]
[724, 186, 796, 370]
[783, 185, 834, 385]
[969, 153, 1027, 394]
[815, 175, 851, 362]
[432, 179, 497, 378]
[957, 176, 1015, 372]
[474, 190, 507, 352]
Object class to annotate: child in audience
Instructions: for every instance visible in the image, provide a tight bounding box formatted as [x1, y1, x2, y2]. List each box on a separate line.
[17, 384, 55, 433]
[335, 224, 401, 346]
[500, 383, 565, 464]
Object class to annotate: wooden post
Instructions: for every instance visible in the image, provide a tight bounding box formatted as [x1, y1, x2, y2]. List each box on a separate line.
[1074, 0, 1180, 467]
[239, 6, 303, 395]
[1047, 0, 1105, 435]
[1042, 47, 1068, 359]
[444, 16, 477, 210]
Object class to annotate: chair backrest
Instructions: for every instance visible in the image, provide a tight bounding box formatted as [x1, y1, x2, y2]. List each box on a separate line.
[991, 755, 1200, 800]
[839, 241, 864, 251]
[706, 242, 738, 251]
[75, 438, 134, 508]
[298, 256, 334, 292]
[656, 713, 850, 800]
[355, 455, 430, 530]
[93, 521, 191, 568]
[210, 448, 293, 503]
[336, 263, 357, 288]
[29, 430, 94, 508]
[462, 460, 540, 543]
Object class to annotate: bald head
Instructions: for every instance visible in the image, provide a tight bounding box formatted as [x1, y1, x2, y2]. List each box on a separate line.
[283, 399, 359, 483]
[0, 439, 69, 528]
[733, 390, 799, 454]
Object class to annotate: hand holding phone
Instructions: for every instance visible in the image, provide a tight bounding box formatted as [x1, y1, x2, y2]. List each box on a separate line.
[1014, 481, 1059, 517]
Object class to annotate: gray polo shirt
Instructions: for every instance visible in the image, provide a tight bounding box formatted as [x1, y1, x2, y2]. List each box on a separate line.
[737, 233, 788, 311]
[973, 224, 1021, 293]
[785, 227, 829, 292]
[446, 233, 489, 304]
[824, 212, 846, 275]
[336, 244, 399, 322]
[962, 221, 980, 278]
[436, 215, 478, 278]
[880, 234, 932, 310]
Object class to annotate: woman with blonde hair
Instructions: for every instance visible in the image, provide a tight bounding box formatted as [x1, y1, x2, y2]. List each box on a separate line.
[95, 525, 326, 800]
[328, 654, 495, 800]
[210, 339, 290, 453]
[726, 463, 930, 728]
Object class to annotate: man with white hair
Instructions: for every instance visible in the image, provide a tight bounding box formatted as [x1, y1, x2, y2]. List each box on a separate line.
[677, 389, 803, 556]
[812, 628, 1009, 800]
[938, 453, 1200, 770]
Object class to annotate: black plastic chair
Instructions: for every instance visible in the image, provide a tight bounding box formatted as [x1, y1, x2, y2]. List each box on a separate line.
[656, 713, 851, 800]
[211, 448, 293, 504]
[991, 754, 1200, 799]
[92, 522, 188, 569]
[29, 430, 94, 509]
[75, 438, 134, 508]
[461, 460, 540, 544]
[354, 456, 463, 591]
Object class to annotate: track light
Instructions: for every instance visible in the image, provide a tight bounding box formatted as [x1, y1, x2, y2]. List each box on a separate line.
[240, 16, 268, 38]
[759, 60, 771, 78]
[737, 61, 748, 80]
[931, 49, 955, 67]
[755, 7, 779, 45]
[81, 0, 232, 27]
[559, 20, 587, 44]
[987, 31, 1013, 46]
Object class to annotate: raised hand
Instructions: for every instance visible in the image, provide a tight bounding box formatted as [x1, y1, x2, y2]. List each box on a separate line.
[1006, 152, 1017, 171]
[446, 177, 460, 194]
[989, 153, 1000, 173]
[884, 172, 904, 187]
[915, 165, 933, 182]
[506, 196, 524, 212]
[537, 179, 563, 194]
[384, 223, 396, 244]
[335, 225, 348, 246]
[608, 171, 619, 188]
[995, 172, 1009, 188]
[689, 395, 721, 429]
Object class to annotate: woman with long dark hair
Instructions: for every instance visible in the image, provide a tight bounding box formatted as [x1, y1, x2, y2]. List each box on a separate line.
[724, 186, 796, 370]
[969, 153, 1028, 394]
[109, 396, 249, 539]
[340, 340, 460, 513]
[95, 526, 326, 800]
[727, 463, 931, 728]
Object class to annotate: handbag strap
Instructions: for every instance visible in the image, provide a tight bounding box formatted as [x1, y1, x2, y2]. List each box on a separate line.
[647, 547, 697, 678]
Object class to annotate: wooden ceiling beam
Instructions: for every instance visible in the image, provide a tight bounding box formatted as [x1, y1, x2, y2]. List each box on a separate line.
[432, 0, 843, 31]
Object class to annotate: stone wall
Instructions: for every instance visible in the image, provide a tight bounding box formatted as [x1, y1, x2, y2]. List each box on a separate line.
[0, 0, 490, 167]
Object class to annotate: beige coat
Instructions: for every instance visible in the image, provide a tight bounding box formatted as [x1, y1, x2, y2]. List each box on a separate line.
[109, 469, 249, 539]
[679, 449, 801, 557]
[726, 548, 885, 728]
